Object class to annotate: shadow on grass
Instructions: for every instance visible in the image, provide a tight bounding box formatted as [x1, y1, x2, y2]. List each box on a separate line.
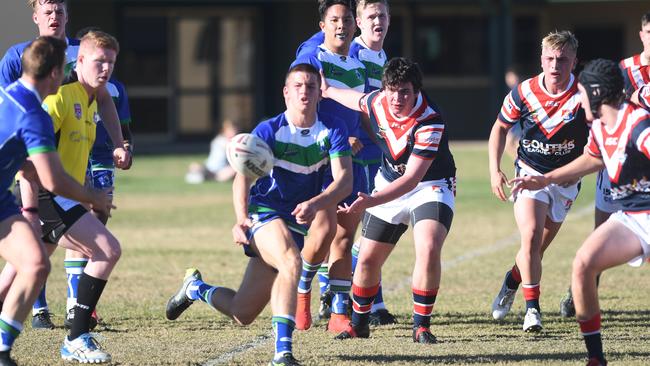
[337, 351, 650, 363]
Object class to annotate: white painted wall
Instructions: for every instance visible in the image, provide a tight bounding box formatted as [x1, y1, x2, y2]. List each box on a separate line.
[0, 2, 36, 54]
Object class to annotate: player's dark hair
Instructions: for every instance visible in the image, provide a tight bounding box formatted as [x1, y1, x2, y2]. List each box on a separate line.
[75, 26, 103, 40]
[578, 58, 625, 115]
[318, 0, 356, 21]
[642, 12, 650, 27]
[286, 63, 321, 86]
[382, 57, 423, 93]
[21, 36, 66, 80]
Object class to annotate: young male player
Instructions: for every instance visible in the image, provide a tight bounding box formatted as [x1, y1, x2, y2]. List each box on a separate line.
[0, 0, 131, 329]
[165, 63, 352, 366]
[512, 58, 650, 366]
[488, 31, 589, 332]
[321, 57, 456, 343]
[559, 12, 650, 317]
[291, 0, 368, 332]
[0, 36, 112, 366]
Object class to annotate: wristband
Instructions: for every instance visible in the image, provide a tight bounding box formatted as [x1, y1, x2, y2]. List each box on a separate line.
[21, 207, 38, 214]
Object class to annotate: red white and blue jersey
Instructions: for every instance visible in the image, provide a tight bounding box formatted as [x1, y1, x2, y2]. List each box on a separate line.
[620, 54, 650, 96]
[586, 102, 650, 212]
[638, 84, 650, 110]
[498, 73, 588, 173]
[0, 81, 56, 219]
[360, 90, 456, 182]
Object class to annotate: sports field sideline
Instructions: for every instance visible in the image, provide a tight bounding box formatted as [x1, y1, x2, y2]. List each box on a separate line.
[7, 143, 650, 365]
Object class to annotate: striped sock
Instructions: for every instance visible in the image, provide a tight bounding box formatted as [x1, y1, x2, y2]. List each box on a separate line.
[413, 287, 438, 328]
[351, 284, 379, 327]
[351, 241, 360, 272]
[579, 312, 605, 363]
[317, 264, 329, 295]
[330, 279, 351, 315]
[186, 279, 219, 306]
[0, 316, 22, 352]
[522, 283, 540, 312]
[298, 259, 321, 294]
[32, 285, 48, 315]
[272, 315, 295, 360]
[65, 258, 89, 312]
[371, 284, 386, 312]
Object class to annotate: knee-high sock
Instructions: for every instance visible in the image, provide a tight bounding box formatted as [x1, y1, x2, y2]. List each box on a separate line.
[272, 315, 295, 360]
[65, 258, 88, 312]
[0, 315, 22, 352]
[69, 273, 106, 340]
[317, 264, 329, 295]
[330, 279, 351, 315]
[351, 284, 379, 327]
[522, 283, 540, 312]
[413, 287, 438, 328]
[32, 284, 48, 315]
[579, 312, 605, 364]
[298, 259, 321, 294]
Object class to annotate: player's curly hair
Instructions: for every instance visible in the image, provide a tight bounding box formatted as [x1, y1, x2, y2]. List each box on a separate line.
[382, 57, 423, 93]
[318, 0, 356, 20]
[578, 58, 625, 114]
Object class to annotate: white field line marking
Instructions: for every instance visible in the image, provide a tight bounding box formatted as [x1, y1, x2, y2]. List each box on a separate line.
[202, 202, 594, 365]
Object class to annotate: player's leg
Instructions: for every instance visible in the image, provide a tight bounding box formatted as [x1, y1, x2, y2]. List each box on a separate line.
[0, 215, 50, 362]
[296, 207, 336, 329]
[336, 212, 407, 340]
[410, 199, 453, 344]
[572, 216, 645, 366]
[327, 209, 364, 333]
[58, 212, 121, 363]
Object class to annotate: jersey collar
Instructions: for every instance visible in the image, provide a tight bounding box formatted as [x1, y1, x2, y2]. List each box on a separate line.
[18, 79, 42, 103]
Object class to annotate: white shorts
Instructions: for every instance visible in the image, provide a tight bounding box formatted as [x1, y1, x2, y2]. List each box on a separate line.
[514, 160, 580, 223]
[608, 211, 650, 267]
[366, 173, 456, 226]
[595, 169, 623, 213]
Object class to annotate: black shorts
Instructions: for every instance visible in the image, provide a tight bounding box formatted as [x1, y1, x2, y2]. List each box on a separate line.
[14, 185, 87, 244]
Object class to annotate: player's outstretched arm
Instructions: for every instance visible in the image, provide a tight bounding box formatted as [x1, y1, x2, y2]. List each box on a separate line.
[319, 70, 366, 112]
[231, 173, 254, 245]
[510, 152, 604, 195]
[488, 119, 512, 201]
[29, 152, 114, 214]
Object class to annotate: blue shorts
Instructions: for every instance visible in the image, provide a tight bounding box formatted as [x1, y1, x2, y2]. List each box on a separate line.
[243, 210, 307, 257]
[91, 168, 115, 191]
[323, 162, 368, 206]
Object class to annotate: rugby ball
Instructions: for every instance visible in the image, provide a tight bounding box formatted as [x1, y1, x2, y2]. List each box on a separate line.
[226, 133, 274, 179]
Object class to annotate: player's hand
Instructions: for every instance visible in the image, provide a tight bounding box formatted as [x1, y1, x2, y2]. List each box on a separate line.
[349, 137, 363, 155]
[232, 218, 252, 245]
[319, 69, 330, 98]
[509, 175, 550, 197]
[292, 201, 317, 225]
[113, 147, 132, 170]
[338, 192, 374, 214]
[88, 187, 116, 216]
[490, 170, 510, 201]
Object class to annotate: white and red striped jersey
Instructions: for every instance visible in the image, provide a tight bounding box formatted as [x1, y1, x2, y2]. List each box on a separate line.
[498, 73, 589, 173]
[586, 102, 650, 211]
[638, 85, 650, 110]
[620, 54, 650, 96]
[360, 90, 456, 182]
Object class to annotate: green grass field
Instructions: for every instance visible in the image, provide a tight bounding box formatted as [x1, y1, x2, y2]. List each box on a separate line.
[8, 143, 650, 365]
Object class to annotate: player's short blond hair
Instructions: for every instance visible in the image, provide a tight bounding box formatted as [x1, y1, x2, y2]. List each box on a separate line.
[356, 0, 389, 17]
[80, 30, 120, 55]
[28, 0, 66, 10]
[541, 30, 578, 54]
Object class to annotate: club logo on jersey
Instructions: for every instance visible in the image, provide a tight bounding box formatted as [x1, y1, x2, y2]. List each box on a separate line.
[562, 110, 575, 122]
[74, 103, 82, 120]
[300, 129, 310, 136]
[604, 137, 619, 146]
[610, 176, 650, 200]
[521, 139, 576, 156]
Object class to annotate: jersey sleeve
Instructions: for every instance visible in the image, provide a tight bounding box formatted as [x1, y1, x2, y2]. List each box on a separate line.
[0, 47, 22, 87]
[412, 119, 445, 160]
[295, 31, 324, 59]
[252, 121, 276, 155]
[42, 90, 67, 133]
[497, 88, 522, 125]
[326, 116, 351, 159]
[290, 53, 322, 71]
[585, 128, 602, 158]
[114, 82, 132, 125]
[358, 90, 379, 115]
[20, 112, 56, 156]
